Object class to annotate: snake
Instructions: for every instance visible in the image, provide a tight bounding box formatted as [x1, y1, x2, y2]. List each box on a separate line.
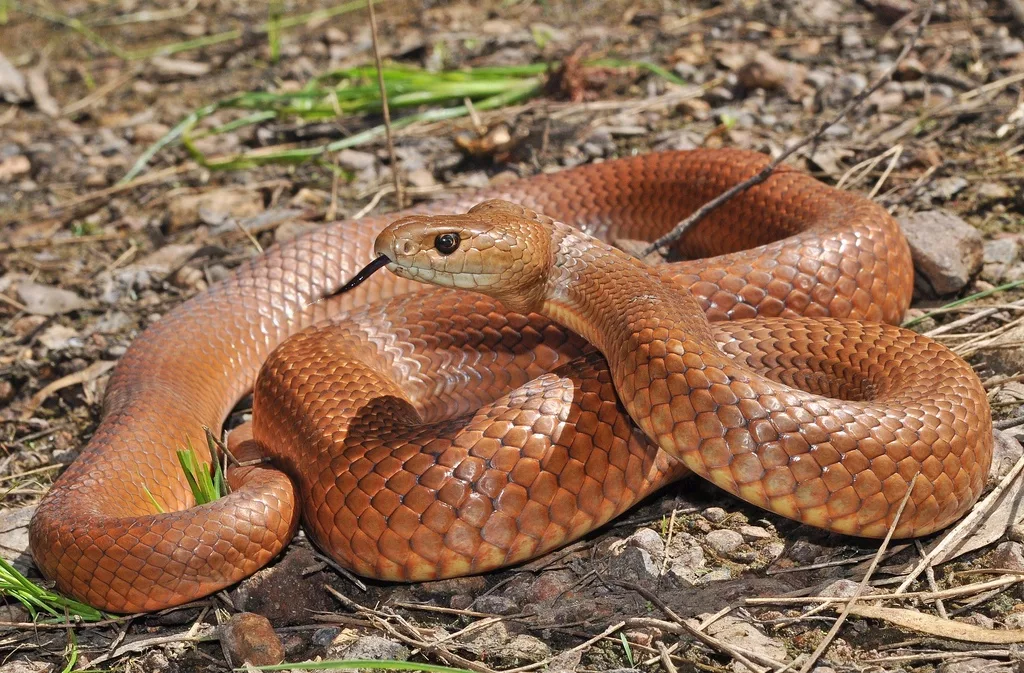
[28, 149, 992, 613]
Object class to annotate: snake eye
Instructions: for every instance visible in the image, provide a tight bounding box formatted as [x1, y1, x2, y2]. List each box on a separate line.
[434, 232, 461, 255]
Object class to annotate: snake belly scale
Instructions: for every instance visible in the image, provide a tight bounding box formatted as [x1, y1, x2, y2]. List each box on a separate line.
[28, 149, 992, 613]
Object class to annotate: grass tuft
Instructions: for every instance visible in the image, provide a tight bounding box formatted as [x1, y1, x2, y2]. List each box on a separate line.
[0, 557, 106, 622]
[177, 433, 227, 506]
[122, 58, 684, 182]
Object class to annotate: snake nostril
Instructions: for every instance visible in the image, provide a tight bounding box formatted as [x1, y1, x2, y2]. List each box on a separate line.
[400, 240, 416, 256]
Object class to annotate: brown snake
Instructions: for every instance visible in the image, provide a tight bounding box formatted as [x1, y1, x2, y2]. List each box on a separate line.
[29, 149, 992, 613]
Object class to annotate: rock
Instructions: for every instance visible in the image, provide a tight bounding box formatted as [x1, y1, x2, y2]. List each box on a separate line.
[461, 620, 513, 654]
[167, 188, 264, 232]
[337, 149, 376, 172]
[17, 282, 91, 316]
[133, 122, 171, 145]
[36, 324, 80, 350]
[524, 569, 575, 603]
[666, 532, 707, 585]
[786, 539, 826, 563]
[937, 658, 1005, 673]
[406, 168, 436, 188]
[818, 579, 879, 598]
[989, 541, 1024, 571]
[960, 613, 995, 629]
[704, 616, 787, 672]
[978, 182, 1015, 201]
[498, 634, 551, 663]
[695, 567, 732, 584]
[473, 595, 519, 615]
[706, 529, 744, 555]
[220, 613, 284, 667]
[608, 546, 659, 584]
[232, 546, 334, 625]
[702, 507, 728, 523]
[738, 525, 772, 542]
[626, 527, 666, 558]
[928, 177, 970, 201]
[990, 430, 1024, 485]
[1003, 612, 1024, 629]
[330, 635, 409, 662]
[0, 604, 30, 623]
[899, 210, 983, 295]
[981, 238, 1022, 284]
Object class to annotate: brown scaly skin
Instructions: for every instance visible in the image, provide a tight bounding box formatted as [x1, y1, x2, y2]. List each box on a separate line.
[30, 149, 985, 613]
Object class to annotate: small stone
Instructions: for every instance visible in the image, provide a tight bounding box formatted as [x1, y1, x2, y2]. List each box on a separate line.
[704, 617, 787, 673]
[990, 430, 1024, 485]
[929, 177, 970, 201]
[899, 210, 983, 295]
[626, 527, 666, 558]
[220, 613, 284, 667]
[473, 595, 519, 615]
[0, 661, 53, 673]
[37, 324, 80, 350]
[695, 567, 732, 584]
[132, 122, 171, 145]
[981, 237, 1022, 283]
[500, 634, 551, 663]
[737, 52, 807, 97]
[702, 507, 728, 523]
[978, 182, 1015, 201]
[525, 568, 575, 603]
[990, 541, 1024, 572]
[330, 635, 409, 662]
[336, 149, 376, 172]
[738, 525, 772, 542]
[786, 539, 826, 563]
[1008, 524, 1024, 543]
[819, 579, 880, 598]
[608, 546, 659, 584]
[1003, 612, 1024, 629]
[666, 532, 707, 586]
[959, 613, 995, 629]
[311, 627, 341, 647]
[937, 658, 1005, 673]
[406, 168, 436, 188]
[706, 529, 744, 555]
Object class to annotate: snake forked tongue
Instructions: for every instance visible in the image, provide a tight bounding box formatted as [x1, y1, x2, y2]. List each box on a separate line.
[324, 253, 391, 299]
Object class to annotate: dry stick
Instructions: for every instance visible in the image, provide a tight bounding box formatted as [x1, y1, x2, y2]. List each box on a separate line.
[914, 539, 948, 619]
[642, 0, 935, 257]
[365, 0, 404, 210]
[796, 473, 920, 673]
[745, 574, 1024, 606]
[895, 451, 1024, 594]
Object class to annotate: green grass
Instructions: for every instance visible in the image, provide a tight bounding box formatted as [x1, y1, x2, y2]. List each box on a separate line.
[178, 433, 228, 506]
[122, 58, 685, 182]
[248, 660, 479, 672]
[0, 557, 106, 623]
[901, 279, 1024, 329]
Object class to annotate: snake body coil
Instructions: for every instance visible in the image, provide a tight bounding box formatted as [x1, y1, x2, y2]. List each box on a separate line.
[29, 149, 992, 613]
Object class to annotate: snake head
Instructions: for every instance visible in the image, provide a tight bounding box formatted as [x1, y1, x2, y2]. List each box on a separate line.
[374, 199, 556, 314]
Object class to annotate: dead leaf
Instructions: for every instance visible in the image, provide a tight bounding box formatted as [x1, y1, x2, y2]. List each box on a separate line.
[151, 56, 211, 77]
[845, 604, 1024, 643]
[21, 360, 116, 420]
[16, 281, 92, 316]
[26, 66, 59, 117]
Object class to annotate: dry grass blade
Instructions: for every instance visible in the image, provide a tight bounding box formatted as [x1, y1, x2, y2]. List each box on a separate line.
[844, 605, 1024, 643]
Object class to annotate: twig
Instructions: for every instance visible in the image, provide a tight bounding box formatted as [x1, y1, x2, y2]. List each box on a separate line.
[914, 540, 948, 619]
[642, 0, 935, 257]
[745, 574, 1024, 607]
[796, 473, 920, 673]
[366, 0, 404, 210]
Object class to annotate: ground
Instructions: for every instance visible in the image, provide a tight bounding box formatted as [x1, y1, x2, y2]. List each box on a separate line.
[2, 0, 1024, 671]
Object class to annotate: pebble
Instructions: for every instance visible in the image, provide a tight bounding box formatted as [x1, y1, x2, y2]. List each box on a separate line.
[219, 613, 285, 667]
[706, 529, 745, 555]
[937, 658, 1006, 673]
[626, 527, 666, 558]
[738, 525, 772, 542]
[981, 237, 1022, 284]
[473, 595, 519, 615]
[704, 616, 787, 673]
[166, 188, 264, 232]
[899, 210, 983, 295]
[336, 149, 376, 172]
[702, 506, 729, 523]
[17, 282, 92, 316]
[990, 430, 1024, 485]
[928, 176, 970, 201]
[1003, 612, 1024, 629]
[329, 635, 409, 662]
[666, 532, 707, 586]
[818, 579, 879, 598]
[696, 567, 732, 584]
[608, 546, 659, 584]
[990, 541, 1024, 572]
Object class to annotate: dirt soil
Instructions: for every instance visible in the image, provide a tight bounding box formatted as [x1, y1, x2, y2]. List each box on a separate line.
[2, 0, 1024, 672]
